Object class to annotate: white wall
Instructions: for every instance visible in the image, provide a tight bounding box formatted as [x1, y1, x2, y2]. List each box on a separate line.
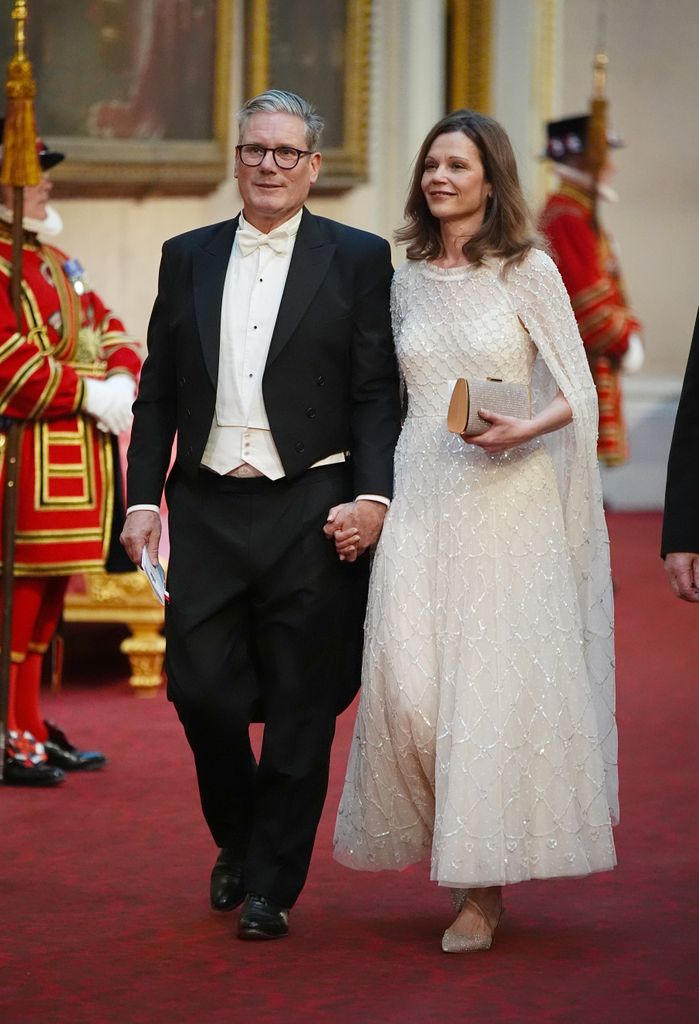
[56, 196, 207, 344]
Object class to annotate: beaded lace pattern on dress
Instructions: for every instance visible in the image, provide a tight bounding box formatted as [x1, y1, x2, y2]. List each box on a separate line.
[333, 248, 617, 886]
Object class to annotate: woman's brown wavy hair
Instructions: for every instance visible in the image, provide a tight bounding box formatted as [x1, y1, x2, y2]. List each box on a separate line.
[396, 109, 537, 269]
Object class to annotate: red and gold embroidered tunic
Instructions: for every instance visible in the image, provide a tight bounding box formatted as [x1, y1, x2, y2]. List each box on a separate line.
[0, 224, 142, 576]
[539, 182, 641, 467]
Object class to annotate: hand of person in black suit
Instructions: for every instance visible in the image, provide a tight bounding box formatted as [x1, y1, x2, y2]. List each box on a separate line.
[324, 499, 388, 562]
[121, 509, 162, 566]
[664, 551, 699, 602]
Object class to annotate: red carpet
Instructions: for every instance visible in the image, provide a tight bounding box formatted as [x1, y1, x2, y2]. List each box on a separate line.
[1, 512, 698, 1024]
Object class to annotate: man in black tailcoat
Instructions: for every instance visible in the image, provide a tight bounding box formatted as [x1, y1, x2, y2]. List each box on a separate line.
[662, 308, 699, 602]
[120, 90, 400, 940]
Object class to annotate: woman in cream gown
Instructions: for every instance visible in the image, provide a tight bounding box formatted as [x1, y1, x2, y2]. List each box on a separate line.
[333, 111, 617, 953]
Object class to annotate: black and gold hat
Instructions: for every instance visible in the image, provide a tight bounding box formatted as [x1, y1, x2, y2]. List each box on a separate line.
[544, 114, 623, 161]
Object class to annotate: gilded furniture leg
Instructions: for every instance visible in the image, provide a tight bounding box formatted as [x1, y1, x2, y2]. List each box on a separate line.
[120, 624, 166, 697]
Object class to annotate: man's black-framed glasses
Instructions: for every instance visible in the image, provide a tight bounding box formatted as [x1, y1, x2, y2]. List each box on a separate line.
[236, 144, 313, 169]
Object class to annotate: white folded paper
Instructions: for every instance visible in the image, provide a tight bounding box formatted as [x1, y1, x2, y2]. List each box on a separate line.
[140, 546, 169, 605]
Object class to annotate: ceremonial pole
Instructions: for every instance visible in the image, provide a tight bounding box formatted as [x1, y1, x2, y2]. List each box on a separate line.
[585, 3, 609, 231]
[0, 0, 42, 781]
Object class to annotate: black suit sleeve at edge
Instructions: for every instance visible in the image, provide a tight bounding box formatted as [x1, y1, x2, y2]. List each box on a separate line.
[348, 237, 401, 499]
[126, 242, 179, 508]
[661, 306, 699, 556]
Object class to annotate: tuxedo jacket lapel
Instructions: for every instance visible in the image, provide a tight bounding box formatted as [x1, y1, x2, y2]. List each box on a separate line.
[190, 210, 335, 386]
[266, 210, 336, 367]
[192, 216, 238, 388]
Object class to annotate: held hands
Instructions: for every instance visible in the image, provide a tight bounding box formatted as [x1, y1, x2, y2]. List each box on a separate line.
[83, 374, 136, 435]
[462, 409, 535, 454]
[120, 509, 161, 567]
[664, 552, 699, 603]
[323, 499, 388, 563]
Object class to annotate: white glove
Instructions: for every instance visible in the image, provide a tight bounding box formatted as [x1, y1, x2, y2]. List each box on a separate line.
[84, 375, 136, 434]
[621, 332, 645, 375]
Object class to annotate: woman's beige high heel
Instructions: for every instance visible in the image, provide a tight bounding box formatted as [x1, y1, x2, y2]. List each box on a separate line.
[450, 888, 468, 913]
[441, 894, 504, 953]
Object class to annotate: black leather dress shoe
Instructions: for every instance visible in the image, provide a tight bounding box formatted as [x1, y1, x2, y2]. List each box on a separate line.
[237, 894, 289, 940]
[210, 848, 245, 912]
[43, 722, 106, 771]
[3, 757, 65, 786]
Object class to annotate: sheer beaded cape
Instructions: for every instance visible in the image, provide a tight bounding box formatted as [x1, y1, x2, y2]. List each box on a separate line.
[333, 248, 617, 887]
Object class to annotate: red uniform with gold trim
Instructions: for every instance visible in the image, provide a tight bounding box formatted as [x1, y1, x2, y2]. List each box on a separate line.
[539, 182, 641, 466]
[0, 223, 141, 575]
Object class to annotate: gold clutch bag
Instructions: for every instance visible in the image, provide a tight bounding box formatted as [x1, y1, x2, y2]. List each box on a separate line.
[447, 377, 531, 437]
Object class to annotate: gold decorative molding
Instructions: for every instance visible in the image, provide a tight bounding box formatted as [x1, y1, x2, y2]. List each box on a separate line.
[447, 0, 493, 113]
[246, 0, 270, 96]
[63, 569, 165, 696]
[532, 0, 559, 202]
[244, 0, 371, 189]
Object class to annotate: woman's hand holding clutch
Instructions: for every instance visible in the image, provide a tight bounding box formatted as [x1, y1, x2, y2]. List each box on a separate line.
[461, 409, 536, 453]
[463, 390, 573, 453]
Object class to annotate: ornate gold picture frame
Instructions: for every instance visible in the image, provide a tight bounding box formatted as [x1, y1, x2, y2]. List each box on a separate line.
[3, 0, 233, 198]
[244, 0, 371, 190]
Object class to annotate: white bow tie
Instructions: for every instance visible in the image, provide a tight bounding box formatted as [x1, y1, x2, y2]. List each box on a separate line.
[237, 224, 291, 257]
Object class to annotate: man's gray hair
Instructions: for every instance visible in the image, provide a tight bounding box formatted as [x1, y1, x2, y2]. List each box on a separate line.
[236, 90, 324, 150]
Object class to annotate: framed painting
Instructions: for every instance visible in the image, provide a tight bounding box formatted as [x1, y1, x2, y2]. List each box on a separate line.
[0, 0, 233, 197]
[244, 0, 371, 190]
[447, 0, 492, 114]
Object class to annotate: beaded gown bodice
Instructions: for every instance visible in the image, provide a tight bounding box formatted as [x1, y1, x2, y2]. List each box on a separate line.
[397, 260, 535, 418]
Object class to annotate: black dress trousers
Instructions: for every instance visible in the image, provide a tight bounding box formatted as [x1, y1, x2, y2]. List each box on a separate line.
[163, 463, 369, 908]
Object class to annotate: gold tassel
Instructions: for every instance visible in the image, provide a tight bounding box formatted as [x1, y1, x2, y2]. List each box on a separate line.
[1, 0, 42, 188]
[1, 55, 42, 187]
